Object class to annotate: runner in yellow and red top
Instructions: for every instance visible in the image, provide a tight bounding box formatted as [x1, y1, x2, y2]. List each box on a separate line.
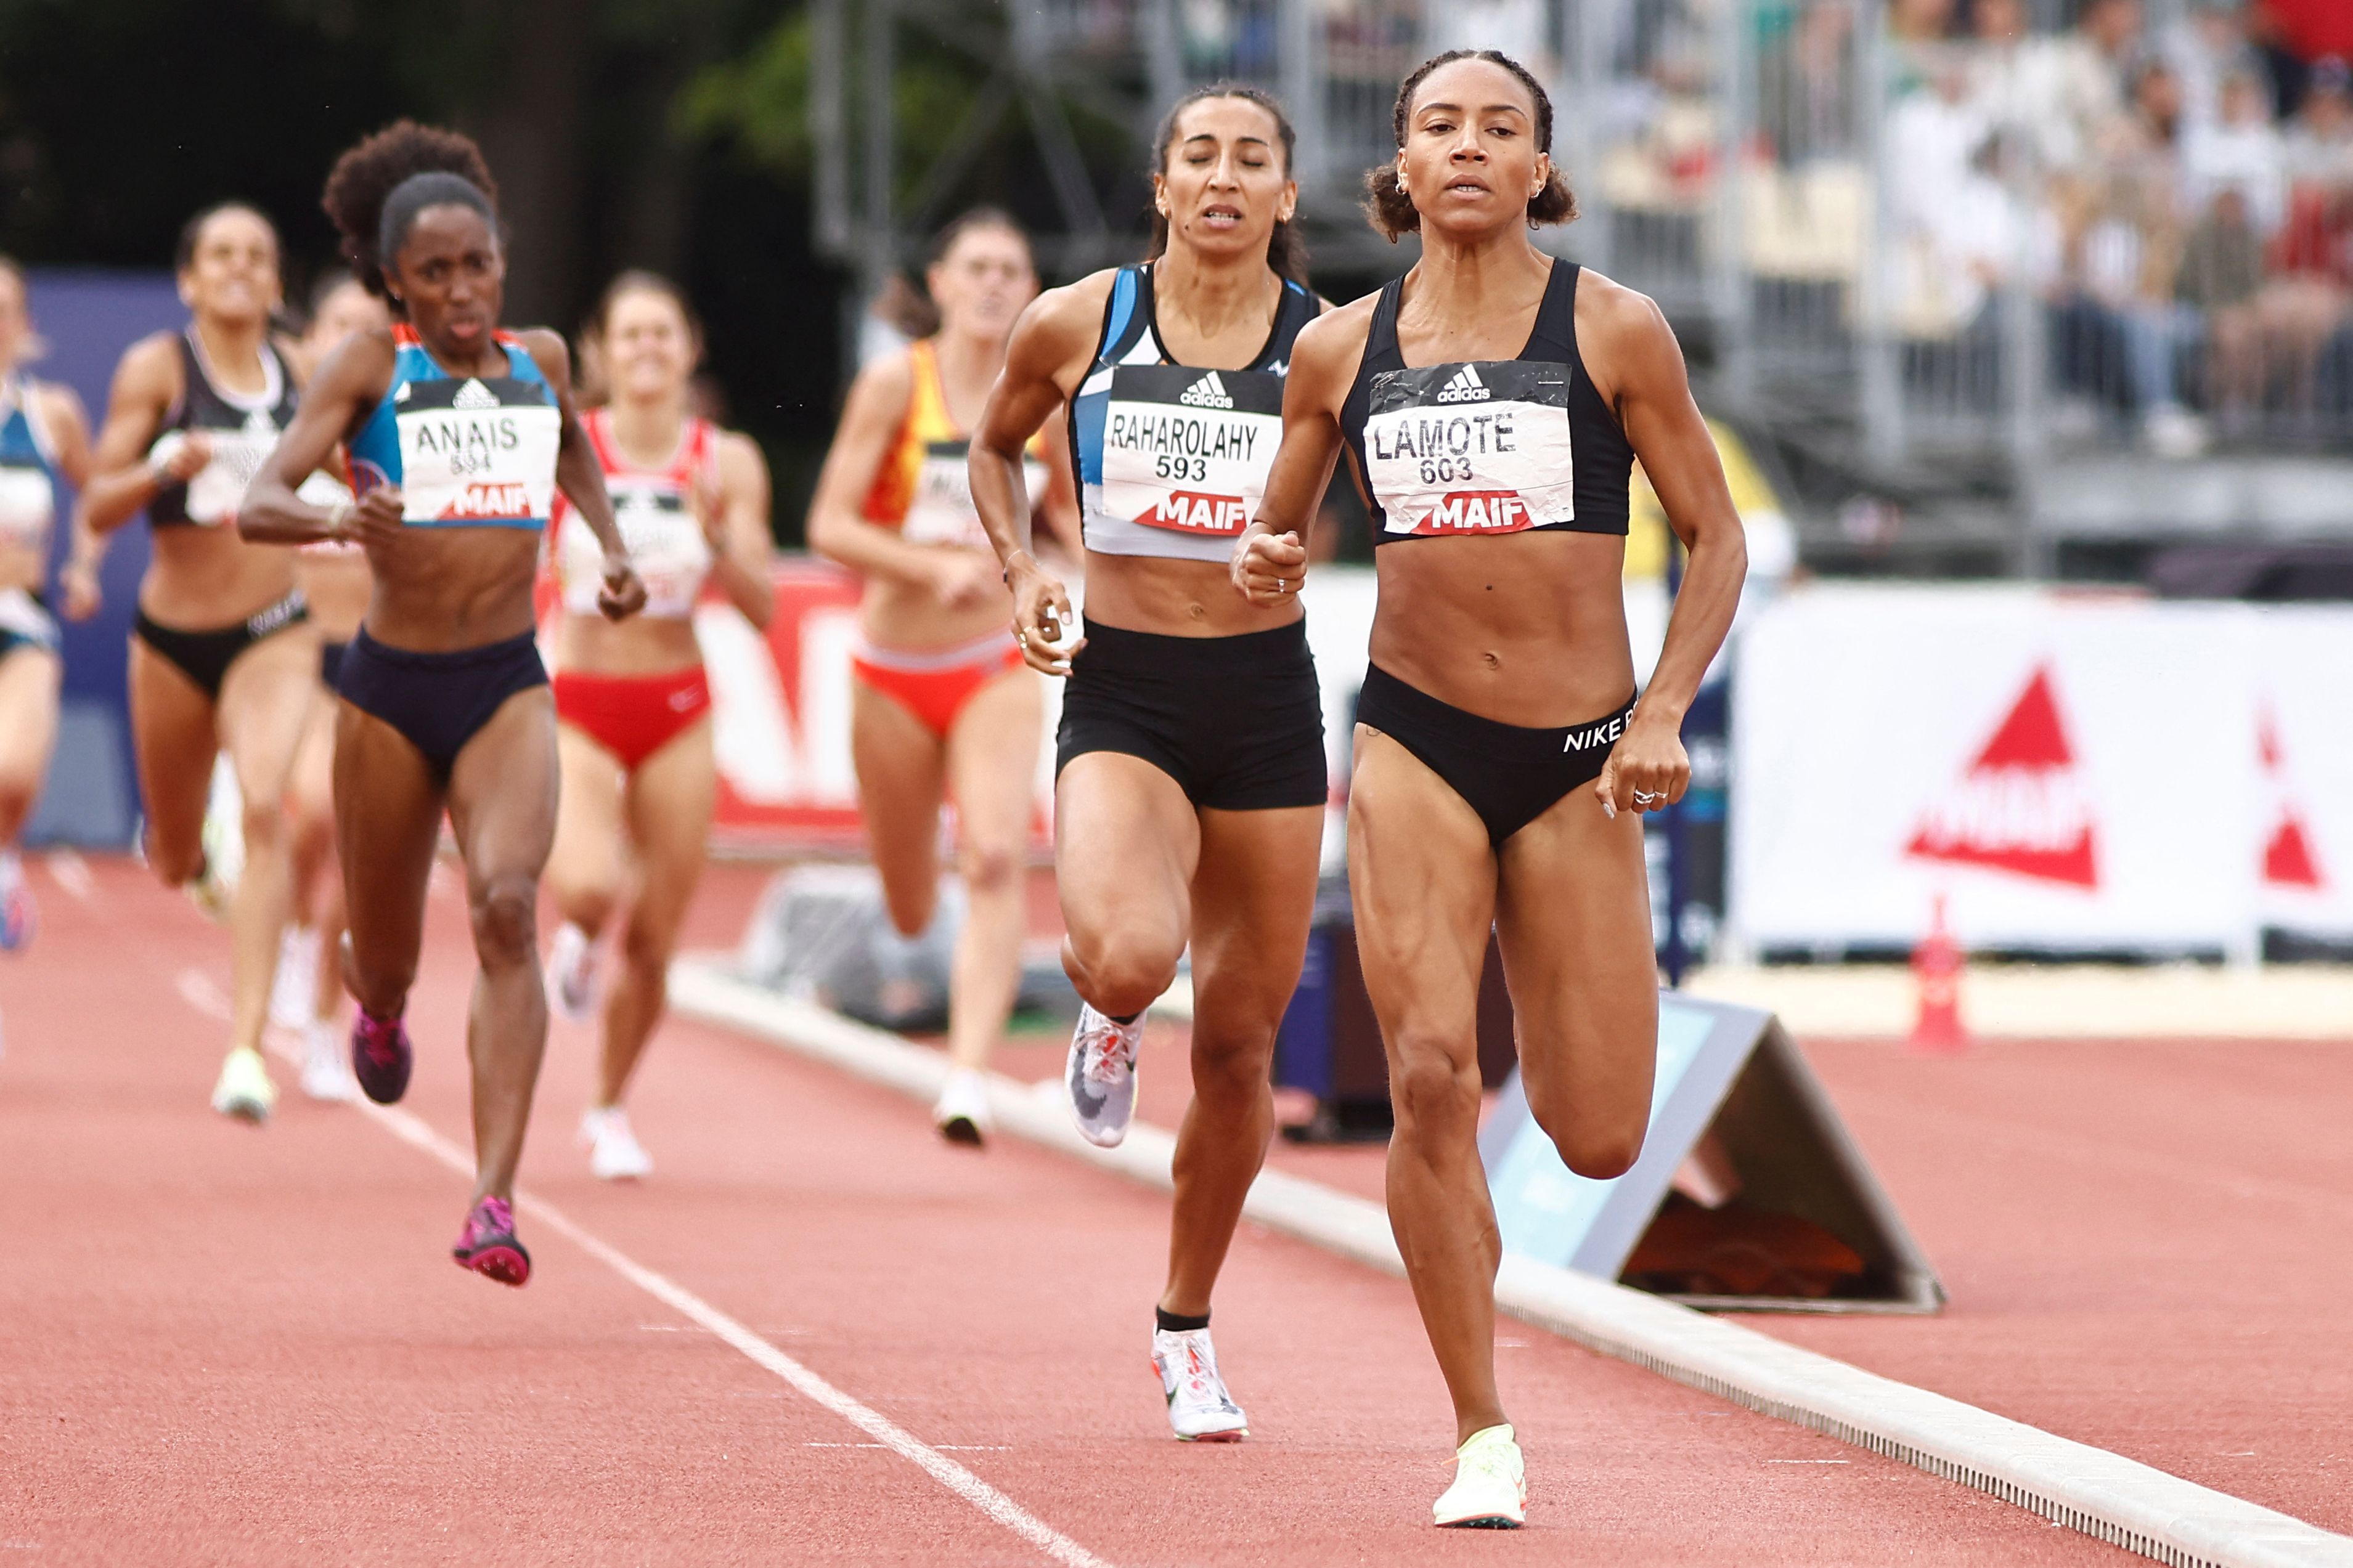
[542, 271, 773, 1182]
[807, 208, 1080, 1146]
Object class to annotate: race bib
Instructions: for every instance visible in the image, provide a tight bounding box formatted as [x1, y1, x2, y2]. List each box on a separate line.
[1362, 361, 1575, 537]
[393, 375, 560, 526]
[902, 440, 1044, 551]
[1098, 365, 1283, 538]
[612, 484, 712, 617]
[185, 408, 283, 526]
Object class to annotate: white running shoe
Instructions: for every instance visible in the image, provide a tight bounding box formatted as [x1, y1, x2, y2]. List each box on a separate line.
[271, 925, 321, 1033]
[932, 1068, 992, 1147]
[1433, 1424, 1525, 1529]
[299, 1017, 360, 1103]
[1066, 1003, 1143, 1148]
[210, 1046, 277, 1124]
[547, 921, 600, 1023]
[581, 1106, 653, 1180]
[1152, 1326, 1248, 1442]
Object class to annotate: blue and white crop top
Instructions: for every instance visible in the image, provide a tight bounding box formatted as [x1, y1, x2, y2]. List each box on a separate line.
[346, 325, 560, 530]
[0, 376, 59, 555]
[1068, 263, 1318, 563]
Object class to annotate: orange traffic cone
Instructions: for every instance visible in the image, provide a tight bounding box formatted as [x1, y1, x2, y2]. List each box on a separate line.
[1909, 895, 1967, 1054]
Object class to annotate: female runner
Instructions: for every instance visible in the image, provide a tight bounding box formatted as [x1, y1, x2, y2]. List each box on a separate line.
[1234, 51, 1746, 1525]
[271, 274, 393, 1101]
[970, 87, 1325, 1440]
[542, 270, 774, 1181]
[242, 121, 643, 1285]
[70, 203, 320, 1123]
[0, 260, 93, 951]
[805, 209, 1078, 1147]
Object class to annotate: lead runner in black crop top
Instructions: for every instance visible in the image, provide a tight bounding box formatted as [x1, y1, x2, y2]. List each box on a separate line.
[1223, 49, 1748, 1524]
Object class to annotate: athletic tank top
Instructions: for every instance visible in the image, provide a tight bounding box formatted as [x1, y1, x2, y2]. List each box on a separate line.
[858, 338, 1043, 551]
[0, 377, 59, 554]
[1340, 261, 1631, 544]
[1070, 263, 1319, 563]
[150, 330, 300, 529]
[346, 325, 560, 531]
[552, 407, 717, 620]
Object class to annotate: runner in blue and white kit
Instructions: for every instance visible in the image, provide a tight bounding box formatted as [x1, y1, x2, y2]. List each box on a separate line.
[971, 85, 1328, 1444]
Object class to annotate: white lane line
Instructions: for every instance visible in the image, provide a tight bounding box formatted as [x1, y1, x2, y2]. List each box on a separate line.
[43, 850, 96, 906]
[229, 1010, 1109, 1568]
[671, 961, 2353, 1568]
[176, 968, 232, 1022]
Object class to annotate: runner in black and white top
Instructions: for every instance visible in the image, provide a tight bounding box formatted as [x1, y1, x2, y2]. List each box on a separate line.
[1234, 51, 1747, 1527]
[71, 203, 324, 1124]
[970, 85, 1328, 1443]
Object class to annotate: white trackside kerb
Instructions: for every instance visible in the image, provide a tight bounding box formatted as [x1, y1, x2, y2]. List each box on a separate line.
[669, 958, 2353, 1568]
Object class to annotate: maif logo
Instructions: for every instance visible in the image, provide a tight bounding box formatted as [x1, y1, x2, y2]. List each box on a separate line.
[1435, 364, 1490, 403]
[2259, 704, 2325, 890]
[1906, 664, 2099, 888]
[1178, 372, 1234, 410]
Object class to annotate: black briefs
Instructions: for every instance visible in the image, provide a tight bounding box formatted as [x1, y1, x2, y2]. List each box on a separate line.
[335, 627, 548, 783]
[132, 590, 309, 702]
[1355, 663, 1635, 847]
[1056, 617, 1326, 811]
[319, 638, 349, 692]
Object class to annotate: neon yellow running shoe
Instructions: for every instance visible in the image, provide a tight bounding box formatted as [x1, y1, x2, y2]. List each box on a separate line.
[1433, 1424, 1525, 1529]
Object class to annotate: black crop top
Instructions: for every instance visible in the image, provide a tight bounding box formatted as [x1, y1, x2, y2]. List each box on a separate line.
[150, 331, 300, 529]
[1339, 259, 1633, 545]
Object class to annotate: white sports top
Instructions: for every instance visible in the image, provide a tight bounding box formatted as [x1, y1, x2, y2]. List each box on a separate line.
[552, 407, 717, 620]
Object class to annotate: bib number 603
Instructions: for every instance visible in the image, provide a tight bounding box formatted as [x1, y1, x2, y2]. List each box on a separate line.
[1418, 457, 1475, 484]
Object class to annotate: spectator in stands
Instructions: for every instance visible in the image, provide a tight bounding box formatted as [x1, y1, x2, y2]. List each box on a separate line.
[2015, 0, 2141, 169]
[2281, 57, 2353, 189]
[2185, 70, 2290, 236]
[2177, 186, 2269, 424]
[2259, 166, 2353, 410]
[2161, 0, 2264, 132]
[1760, 0, 1856, 166]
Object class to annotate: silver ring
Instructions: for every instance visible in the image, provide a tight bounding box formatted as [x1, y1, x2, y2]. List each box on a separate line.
[1633, 789, 1664, 804]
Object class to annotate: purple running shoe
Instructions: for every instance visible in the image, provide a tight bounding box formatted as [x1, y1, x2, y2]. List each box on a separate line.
[451, 1196, 531, 1286]
[349, 1009, 412, 1104]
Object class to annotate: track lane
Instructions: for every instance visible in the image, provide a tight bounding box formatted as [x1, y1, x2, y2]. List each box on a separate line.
[0, 856, 2132, 1565]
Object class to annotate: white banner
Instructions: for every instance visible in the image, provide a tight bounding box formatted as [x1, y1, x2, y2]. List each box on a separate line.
[1731, 586, 2275, 954]
[2253, 609, 2353, 938]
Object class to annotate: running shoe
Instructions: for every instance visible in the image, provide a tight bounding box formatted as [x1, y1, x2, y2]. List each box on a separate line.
[932, 1068, 992, 1147]
[1433, 1424, 1525, 1529]
[1066, 1003, 1143, 1148]
[210, 1045, 277, 1124]
[270, 924, 321, 1032]
[1151, 1326, 1248, 1441]
[299, 1017, 360, 1103]
[580, 1105, 653, 1181]
[349, 1009, 413, 1105]
[546, 920, 599, 1023]
[184, 853, 234, 925]
[0, 855, 35, 953]
[451, 1195, 531, 1286]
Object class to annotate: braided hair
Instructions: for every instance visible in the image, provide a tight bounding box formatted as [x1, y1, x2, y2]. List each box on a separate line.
[1364, 51, 1576, 242]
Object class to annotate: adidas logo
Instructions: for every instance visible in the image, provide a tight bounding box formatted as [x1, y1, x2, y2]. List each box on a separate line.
[1179, 372, 1234, 410]
[1435, 364, 1491, 403]
[393, 381, 413, 404]
[451, 378, 499, 411]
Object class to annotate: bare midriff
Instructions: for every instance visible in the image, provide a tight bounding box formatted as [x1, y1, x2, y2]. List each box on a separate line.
[0, 538, 42, 596]
[1077, 550, 1302, 640]
[360, 529, 540, 652]
[137, 526, 300, 629]
[855, 545, 1013, 652]
[1368, 530, 1633, 727]
[555, 608, 705, 677]
[294, 548, 373, 643]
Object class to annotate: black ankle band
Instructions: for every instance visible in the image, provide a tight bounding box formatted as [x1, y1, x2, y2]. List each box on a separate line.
[1156, 1306, 1210, 1334]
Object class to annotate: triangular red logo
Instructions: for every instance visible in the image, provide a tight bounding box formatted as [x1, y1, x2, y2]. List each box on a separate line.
[1906, 665, 2099, 888]
[2256, 704, 2326, 890]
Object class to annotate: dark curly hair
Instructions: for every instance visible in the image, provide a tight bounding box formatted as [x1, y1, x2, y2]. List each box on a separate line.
[1144, 85, 1311, 286]
[320, 121, 500, 311]
[1364, 51, 1577, 242]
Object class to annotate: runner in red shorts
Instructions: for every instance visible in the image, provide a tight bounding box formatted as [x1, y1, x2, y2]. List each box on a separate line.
[541, 271, 773, 1181]
[806, 210, 1080, 1145]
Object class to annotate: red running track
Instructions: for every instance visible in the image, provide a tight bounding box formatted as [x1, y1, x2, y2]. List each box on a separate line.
[0, 854, 2132, 1565]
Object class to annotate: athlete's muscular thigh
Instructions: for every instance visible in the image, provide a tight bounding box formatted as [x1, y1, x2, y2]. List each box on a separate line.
[849, 681, 948, 935]
[1493, 789, 1657, 1179]
[1345, 729, 1496, 1093]
[1054, 751, 1199, 993]
[1187, 803, 1322, 1044]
